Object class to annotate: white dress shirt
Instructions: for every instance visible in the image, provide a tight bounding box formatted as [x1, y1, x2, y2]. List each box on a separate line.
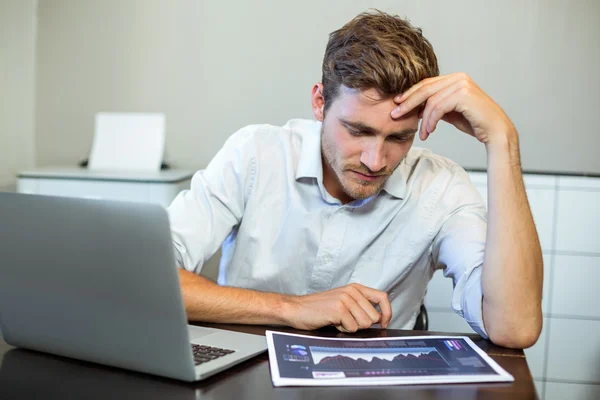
[167, 119, 488, 337]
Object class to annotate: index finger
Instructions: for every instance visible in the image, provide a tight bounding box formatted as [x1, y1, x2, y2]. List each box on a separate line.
[394, 76, 444, 104]
[353, 285, 392, 328]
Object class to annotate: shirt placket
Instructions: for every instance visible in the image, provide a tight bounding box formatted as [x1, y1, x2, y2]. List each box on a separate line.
[307, 206, 351, 293]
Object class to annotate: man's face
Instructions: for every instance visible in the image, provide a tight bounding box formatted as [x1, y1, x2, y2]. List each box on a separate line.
[320, 86, 420, 202]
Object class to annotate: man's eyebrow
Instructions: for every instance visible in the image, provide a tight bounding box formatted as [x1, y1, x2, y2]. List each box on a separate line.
[339, 118, 417, 137]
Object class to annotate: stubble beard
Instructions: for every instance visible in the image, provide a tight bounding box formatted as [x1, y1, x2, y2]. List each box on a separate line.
[320, 127, 388, 201]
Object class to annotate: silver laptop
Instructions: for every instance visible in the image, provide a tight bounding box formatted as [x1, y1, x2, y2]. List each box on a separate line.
[0, 192, 267, 382]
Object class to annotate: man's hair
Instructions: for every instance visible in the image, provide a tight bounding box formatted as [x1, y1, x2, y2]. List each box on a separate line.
[321, 10, 439, 111]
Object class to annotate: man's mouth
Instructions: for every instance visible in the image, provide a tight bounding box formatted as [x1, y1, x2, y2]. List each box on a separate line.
[351, 170, 384, 182]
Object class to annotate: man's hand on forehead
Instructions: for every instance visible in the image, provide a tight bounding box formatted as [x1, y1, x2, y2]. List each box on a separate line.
[389, 73, 516, 146]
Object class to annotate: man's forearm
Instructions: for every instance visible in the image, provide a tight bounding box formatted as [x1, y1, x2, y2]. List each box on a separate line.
[178, 269, 290, 325]
[178, 269, 393, 332]
[481, 130, 543, 349]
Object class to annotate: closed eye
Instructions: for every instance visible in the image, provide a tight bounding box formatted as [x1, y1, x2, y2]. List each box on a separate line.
[389, 135, 413, 142]
[347, 128, 364, 136]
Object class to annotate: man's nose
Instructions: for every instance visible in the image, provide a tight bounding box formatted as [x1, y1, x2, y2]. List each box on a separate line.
[360, 140, 387, 173]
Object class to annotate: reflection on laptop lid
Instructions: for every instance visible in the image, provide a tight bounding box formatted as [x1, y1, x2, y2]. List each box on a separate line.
[0, 193, 266, 382]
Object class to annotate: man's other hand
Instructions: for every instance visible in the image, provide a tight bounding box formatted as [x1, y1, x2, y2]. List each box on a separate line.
[282, 283, 392, 332]
[390, 72, 516, 146]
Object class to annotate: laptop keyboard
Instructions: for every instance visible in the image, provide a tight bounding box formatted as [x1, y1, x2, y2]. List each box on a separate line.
[191, 344, 236, 366]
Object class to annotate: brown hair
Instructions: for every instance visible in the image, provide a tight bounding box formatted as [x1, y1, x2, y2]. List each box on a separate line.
[321, 10, 439, 111]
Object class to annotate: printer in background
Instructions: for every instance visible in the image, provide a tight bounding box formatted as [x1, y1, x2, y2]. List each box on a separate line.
[17, 112, 194, 207]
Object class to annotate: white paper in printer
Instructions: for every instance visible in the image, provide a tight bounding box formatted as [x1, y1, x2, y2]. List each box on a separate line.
[88, 113, 166, 172]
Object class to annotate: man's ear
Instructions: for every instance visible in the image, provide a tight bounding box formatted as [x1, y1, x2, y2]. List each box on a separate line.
[311, 83, 325, 122]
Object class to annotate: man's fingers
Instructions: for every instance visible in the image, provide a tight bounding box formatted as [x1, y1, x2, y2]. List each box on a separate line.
[394, 76, 444, 103]
[352, 285, 392, 329]
[295, 285, 392, 332]
[419, 83, 463, 140]
[391, 74, 463, 119]
[345, 286, 382, 324]
[392, 76, 457, 118]
[335, 308, 359, 332]
[423, 94, 459, 139]
[340, 292, 376, 330]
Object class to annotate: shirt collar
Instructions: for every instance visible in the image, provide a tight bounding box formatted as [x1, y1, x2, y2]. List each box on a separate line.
[295, 120, 323, 180]
[293, 118, 408, 200]
[382, 159, 408, 199]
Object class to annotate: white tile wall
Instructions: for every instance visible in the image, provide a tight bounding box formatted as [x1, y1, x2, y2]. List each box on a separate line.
[432, 171, 600, 399]
[523, 175, 557, 188]
[468, 173, 556, 252]
[525, 317, 549, 380]
[468, 171, 487, 186]
[544, 382, 600, 400]
[546, 318, 600, 383]
[527, 187, 556, 252]
[534, 380, 545, 400]
[468, 172, 487, 206]
[476, 186, 487, 206]
[555, 189, 600, 254]
[551, 255, 600, 318]
[558, 176, 600, 190]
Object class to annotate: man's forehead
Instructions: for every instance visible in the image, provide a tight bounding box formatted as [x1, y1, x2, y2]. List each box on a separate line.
[339, 86, 388, 104]
[335, 86, 419, 132]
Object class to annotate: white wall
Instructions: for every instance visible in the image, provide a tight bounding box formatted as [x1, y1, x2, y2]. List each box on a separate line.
[34, 0, 600, 174]
[0, 0, 37, 191]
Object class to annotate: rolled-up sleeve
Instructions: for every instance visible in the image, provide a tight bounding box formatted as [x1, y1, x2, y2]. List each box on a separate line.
[431, 166, 489, 339]
[166, 126, 257, 274]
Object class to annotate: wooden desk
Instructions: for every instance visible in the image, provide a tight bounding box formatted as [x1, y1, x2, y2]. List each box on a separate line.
[0, 324, 538, 399]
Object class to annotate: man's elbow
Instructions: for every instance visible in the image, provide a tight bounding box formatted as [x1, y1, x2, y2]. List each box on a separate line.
[487, 318, 543, 349]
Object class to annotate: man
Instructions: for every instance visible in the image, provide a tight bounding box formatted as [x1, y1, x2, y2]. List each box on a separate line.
[168, 11, 543, 349]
